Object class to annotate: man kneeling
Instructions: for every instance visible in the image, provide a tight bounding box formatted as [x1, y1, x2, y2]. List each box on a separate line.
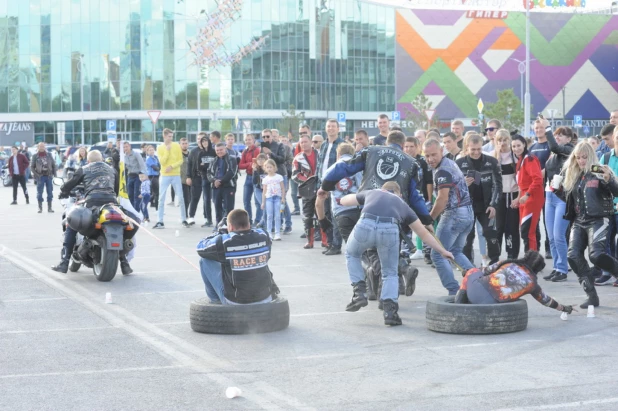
[340, 182, 454, 326]
[197, 209, 278, 304]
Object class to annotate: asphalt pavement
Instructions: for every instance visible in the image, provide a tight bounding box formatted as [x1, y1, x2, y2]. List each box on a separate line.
[2, 176, 618, 410]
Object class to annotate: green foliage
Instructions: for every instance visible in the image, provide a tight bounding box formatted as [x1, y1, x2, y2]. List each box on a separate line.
[275, 105, 305, 141]
[402, 93, 440, 132]
[483, 89, 530, 133]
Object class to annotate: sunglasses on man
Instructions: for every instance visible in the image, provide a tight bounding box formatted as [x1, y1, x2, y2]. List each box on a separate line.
[485, 127, 496, 132]
[311, 140, 319, 144]
[262, 135, 271, 139]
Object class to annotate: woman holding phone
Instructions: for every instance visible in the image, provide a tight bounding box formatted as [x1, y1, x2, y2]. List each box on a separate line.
[511, 135, 544, 252]
[541, 121, 574, 282]
[562, 142, 618, 308]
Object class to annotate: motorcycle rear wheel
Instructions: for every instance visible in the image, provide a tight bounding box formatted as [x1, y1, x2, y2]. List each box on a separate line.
[93, 246, 119, 282]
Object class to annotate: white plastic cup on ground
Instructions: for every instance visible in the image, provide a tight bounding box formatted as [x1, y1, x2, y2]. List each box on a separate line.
[175, 230, 180, 237]
[560, 312, 568, 321]
[225, 387, 242, 399]
[551, 174, 563, 190]
[587, 305, 595, 318]
[105, 292, 112, 304]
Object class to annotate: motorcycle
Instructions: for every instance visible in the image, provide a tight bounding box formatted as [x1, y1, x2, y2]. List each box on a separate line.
[1, 164, 11, 187]
[54, 177, 135, 282]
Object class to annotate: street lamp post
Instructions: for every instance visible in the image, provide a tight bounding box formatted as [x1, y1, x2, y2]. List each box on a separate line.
[524, 1, 531, 138]
[510, 57, 536, 109]
[78, 54, 85, 145]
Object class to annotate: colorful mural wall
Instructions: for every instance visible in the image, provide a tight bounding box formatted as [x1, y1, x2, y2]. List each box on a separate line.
[396, 10, 618, 120]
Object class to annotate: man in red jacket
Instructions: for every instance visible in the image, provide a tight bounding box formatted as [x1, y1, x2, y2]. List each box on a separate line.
[238, 135, 261, 225]
[8, 146, 30, 205]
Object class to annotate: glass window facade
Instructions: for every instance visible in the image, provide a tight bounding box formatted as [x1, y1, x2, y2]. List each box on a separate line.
[0, 0, 395, 143]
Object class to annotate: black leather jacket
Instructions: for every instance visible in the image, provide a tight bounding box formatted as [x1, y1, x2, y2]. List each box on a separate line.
[60, 161, 118, 204]
[264, 141, 287, 176]
[456, 154, 502, 208]
[565, 172, 618, 222]
[207, 154, 237, 188]
[545, 130, 573, 201]
[187, 146, 216, 179]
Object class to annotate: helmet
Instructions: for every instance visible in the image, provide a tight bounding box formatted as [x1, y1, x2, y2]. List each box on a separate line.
[67, 206, 94, 232]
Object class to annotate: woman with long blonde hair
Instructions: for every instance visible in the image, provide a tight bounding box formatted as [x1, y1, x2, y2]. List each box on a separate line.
[563, 141, 618, 308]
[493, 129, 520, 259]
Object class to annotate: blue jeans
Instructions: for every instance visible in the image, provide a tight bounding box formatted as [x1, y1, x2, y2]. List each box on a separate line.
[544, 192, 569, 274]
[243, 176, 255, 222]
[254, 185, 264, 225]
[199, 258, 271, 305]
[282, 176, 292, 229]
[431, 205, 474, 294]
[140, 193, 151, 220]
[127, 175, 141, 210]
[265, 195, 282, 235]
[36, 175, 53, 203]
[157, 175, 186, 223]
[346, 216, 400, 302]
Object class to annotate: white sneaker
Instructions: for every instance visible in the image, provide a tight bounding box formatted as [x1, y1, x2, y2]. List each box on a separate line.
[187, 217, 195, 225]
[167, 201, 174, 206]
[481, 256, 491, 268]
[274, 234, 282, 241]
[410, 250, 424, 260]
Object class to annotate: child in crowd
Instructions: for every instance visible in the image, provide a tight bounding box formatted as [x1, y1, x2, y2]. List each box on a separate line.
[145, 145, 160, 210]
[138, 172, 151, 223]
[261, 159, 285, 241]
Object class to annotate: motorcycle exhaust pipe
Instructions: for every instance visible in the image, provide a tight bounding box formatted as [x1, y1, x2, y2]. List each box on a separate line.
[123, 239, 135, 252]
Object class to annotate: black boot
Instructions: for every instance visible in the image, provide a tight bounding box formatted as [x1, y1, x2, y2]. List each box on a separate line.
[51, 259, 69, 273]
[382, 299, 402, 326]
[345, 281, 368, 312]
[25, 195, 29, 204]
[48, 202, 54, 213]
[120, 254, 133, 275]
[579, 276, 600, 309]
[38, 201, 43, 213]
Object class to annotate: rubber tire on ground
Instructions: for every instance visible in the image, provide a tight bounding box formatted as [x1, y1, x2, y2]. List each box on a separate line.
[93, 247, 118, 282]
[426, 296, 528, 334]
[190, 297, 290, 335]
[68, 259, 81, 272]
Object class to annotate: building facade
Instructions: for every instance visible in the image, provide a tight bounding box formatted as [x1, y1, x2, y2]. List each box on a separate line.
[0, 0, 615, 144]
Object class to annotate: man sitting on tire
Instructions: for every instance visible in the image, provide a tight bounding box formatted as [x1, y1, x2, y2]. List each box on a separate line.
[455, 250, 574, 314]
[339, 182, 454, 326]
[196, 209, 278, 305]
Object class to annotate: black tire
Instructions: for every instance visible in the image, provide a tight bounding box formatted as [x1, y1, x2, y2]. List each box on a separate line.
[68, 259, 81, 272]
[190, 297, 290, 334]
[426, 296, 528, 334]
[93, 247, 118, 282]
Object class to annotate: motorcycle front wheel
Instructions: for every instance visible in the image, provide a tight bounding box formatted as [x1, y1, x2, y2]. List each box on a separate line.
[93, 246, 119, 282]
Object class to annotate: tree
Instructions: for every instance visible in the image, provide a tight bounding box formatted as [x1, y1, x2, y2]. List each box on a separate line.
[402, 93, 440, 132]
[483, 89, 530, 133]
[275, 105, 305, 141]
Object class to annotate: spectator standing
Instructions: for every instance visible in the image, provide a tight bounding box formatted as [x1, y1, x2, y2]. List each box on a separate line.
[138, 173, 151, 223]
[208, 143, 237, 227]
[354, 129, 370, 152]
[312, 135, 324, 150]
[414, 130, 427, 150]
[292, 135, 319, 248]
[153, 128, 188, 229]
[260, 129, 292, 234]
[180, 138, 191, 219]
[0, 146, 8, 169]
[371, 114, 390, 146]
[187, 133, 216, 227]
[482, 119, 502, 153]
[252, 154, 268, 227]
[225, 133, 241, 165]
[492, 130, 520, 259]
[238, 135, 261, 225]
[511, 135, 544, 252]
[530, 119, 553, 258]
[451, 120, 465, 149]
[31, 142, 56, 213]
[8, 146, 29, 205]
[443, 132, 461, 160]
[20, 144, 32, 183]
[261, 159, 285, 241]
[123, 141, 147, 210]
[145, 145, 160, 209]
[542, 122, 574, 282]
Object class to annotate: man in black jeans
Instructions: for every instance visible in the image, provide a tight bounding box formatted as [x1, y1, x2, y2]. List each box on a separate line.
[456, 134, 503, 265]
[207, 143, 237, 227]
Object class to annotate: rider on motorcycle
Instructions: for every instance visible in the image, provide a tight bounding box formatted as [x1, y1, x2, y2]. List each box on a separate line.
[51, 150, 135, 275]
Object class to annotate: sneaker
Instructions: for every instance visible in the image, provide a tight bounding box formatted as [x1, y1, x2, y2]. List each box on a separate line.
[322, 246, 331, 254]
[153, 222, 165, 229]
[283, 227, 292, 235]
[182, 221, 190, 228]
[324, 247, 341, 256]
[551, 272, 567, 282]
[403, 267, 419, 297]
[300, 232, 307, 239]
[201, 220, 213, 228]
[545, 251, 552, 259]
[10, 201, 17, 205]
[187, 217, 195, 225]
[273, 234, 282, 241]
[167, 201, 174, 206]
[543, 270, 557, 281]
[595, 274, 614, 285]
[292, 210, 300, 216]
[409, 250, 424, 260]
[481, 256, 491, 268]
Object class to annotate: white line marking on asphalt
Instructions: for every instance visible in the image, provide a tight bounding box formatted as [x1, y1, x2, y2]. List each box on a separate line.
[0, 365, 185, 379]
[291, 311, 374, 317]
[0, 326, 112, 335]
[495, 397, 618, 410]
[1, 297, 67, 303]
[0, 245, 309, 411]
[152, 321, 190, 326]
[0, 277, 36, 281]
[279, 283, 349, 288]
